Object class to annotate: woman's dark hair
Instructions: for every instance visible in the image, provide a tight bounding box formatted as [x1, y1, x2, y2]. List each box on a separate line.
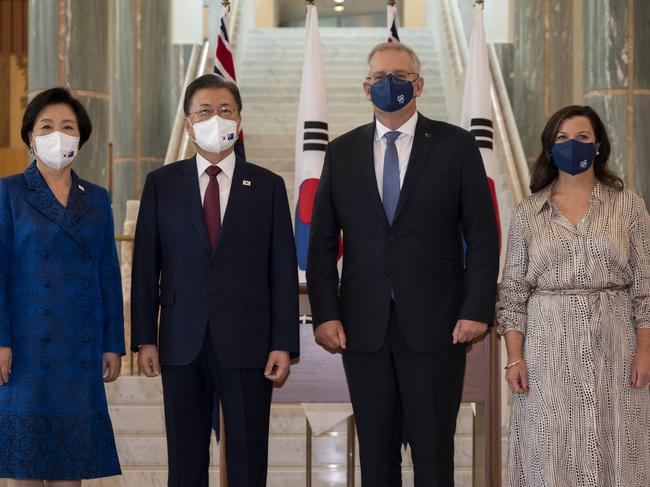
[183, 74, 243, 116]
[20, 87, 93, 149]
[529, 105, 623, 193]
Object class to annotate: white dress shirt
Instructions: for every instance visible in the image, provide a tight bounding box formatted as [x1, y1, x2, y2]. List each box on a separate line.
[196, 151, 236, 221]
[373, 111, 418, 199]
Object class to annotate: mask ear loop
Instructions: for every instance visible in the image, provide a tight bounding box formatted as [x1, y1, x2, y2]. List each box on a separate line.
[185, 117, 199, 145]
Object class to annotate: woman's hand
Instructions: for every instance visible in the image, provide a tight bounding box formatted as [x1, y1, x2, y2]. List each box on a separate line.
[103, 352, 122, 383]
[505, 359, 529, 394]
[631, 350, 650, 389]
[0, 347, 12, 385]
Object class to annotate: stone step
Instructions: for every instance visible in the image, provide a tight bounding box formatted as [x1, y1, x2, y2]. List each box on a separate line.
[239, 94, 446, 106]
[238, 66, 442, 76]
[239, 82, 445, 93]
[241, 111, 448, 127]
[82, 469, 474, 487]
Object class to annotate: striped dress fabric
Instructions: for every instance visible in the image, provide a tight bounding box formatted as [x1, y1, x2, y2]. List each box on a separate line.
[496, 180, 650, 487]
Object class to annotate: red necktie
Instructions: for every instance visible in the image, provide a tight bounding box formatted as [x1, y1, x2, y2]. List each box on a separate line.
[203, 165, 222, 248]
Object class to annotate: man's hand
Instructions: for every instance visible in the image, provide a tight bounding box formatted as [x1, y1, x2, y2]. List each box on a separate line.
[0, 347, 11, 386]
[452, 319, 488, 344]
[137, 345, 161, 377]
[264, 351, 291, 383]
[103, 352, 122, 383]
[315, 320, 347, 352]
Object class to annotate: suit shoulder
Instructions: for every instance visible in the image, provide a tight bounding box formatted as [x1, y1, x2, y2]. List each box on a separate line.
[329, 122, 374, 149]
[0, 172, 26, 191]
[430, 120, 475, 141]
[147, 158, 190, 180]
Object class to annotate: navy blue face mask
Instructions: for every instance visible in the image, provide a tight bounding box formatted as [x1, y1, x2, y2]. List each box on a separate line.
[551, 139, 597, 175]
[369, 74, 414, 113]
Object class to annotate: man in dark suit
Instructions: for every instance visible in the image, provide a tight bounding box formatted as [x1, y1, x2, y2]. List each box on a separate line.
[131, 74, 299, 487]
[307, 43, 500, 486]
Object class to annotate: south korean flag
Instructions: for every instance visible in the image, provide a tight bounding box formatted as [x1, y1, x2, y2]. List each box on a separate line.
[460, 3, 502, 250]
[294, 4, 330, 282]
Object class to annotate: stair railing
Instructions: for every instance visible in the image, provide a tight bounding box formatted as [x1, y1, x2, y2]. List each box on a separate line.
[443, 0, 529, 203]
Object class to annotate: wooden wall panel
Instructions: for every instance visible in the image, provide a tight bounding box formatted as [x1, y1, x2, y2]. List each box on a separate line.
[0, 0, 28, 55]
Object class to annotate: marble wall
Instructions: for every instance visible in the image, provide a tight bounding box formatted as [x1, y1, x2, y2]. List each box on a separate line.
[28, 0, 110, 187]
[511, 0, 650, 207]
[583, 0, 650, 207]
[512, 0, 575, 166]
[111, 0, 180, 231]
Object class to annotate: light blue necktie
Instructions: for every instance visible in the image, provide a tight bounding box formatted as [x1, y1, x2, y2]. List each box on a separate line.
[382, 131, 401, 225]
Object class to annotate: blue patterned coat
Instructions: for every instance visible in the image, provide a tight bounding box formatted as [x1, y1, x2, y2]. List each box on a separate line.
[0, 162, 124, 480]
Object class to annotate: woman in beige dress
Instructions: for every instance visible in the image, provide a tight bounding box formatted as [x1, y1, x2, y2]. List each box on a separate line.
[497, 105, 650, 486]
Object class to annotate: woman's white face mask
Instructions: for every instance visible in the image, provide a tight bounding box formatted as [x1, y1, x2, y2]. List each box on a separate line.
[190, 114, 238, 154]
[32, 131, 80, 170]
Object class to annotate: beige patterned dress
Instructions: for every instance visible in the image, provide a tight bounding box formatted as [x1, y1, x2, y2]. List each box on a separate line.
[497, 181, 650, 487]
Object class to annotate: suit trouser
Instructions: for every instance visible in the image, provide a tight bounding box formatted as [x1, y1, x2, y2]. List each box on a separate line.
[342, 304, 466, 487]
[160, 329, 272, 487]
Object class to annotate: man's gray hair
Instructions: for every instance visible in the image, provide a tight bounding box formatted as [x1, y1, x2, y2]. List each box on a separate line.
[366, 42, 422, 75]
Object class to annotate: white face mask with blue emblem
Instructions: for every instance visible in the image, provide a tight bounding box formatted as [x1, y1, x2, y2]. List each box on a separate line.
[33, 131, 80, 170]
[190, 114, 238, 154]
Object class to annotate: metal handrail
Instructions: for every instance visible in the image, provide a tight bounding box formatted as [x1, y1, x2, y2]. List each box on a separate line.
[444, 0, 529, 203]
[164, 44, 201, 165]
[488, 44, 529, 201]
[175, 40, 212, 162]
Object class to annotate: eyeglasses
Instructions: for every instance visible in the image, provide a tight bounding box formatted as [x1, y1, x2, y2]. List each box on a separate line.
[365, 71, 419, 84]
[188, 105, 239, 122]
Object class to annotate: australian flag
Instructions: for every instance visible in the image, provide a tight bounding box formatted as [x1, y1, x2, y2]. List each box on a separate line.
[214, 4, 246, 161]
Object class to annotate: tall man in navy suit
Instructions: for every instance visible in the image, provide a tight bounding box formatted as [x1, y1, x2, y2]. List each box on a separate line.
[307, 43, 500, 486]
[131, 74, 299, 487]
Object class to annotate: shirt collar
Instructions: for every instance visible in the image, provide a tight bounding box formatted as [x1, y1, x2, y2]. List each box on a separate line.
[374, 111, 419, 142]
[196, 151, 236, 180]
[533, 179, 606, 214]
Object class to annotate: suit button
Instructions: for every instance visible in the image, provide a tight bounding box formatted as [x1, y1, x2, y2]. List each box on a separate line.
[44, 309, 52, 316]
[43, 253, 50, 260]
[42, 336, 51, 343]
[209, 261, 215, 268]
[388, 235, 395, 242]
[384, 268, 391, 276]
[82, 335, 90, 343]
[84, 280, 90, 287]
[43, 363, 50, 370]
[81, 361, 88, 371]
[44, 281, 51, 288]
[85, 254, 92, 262]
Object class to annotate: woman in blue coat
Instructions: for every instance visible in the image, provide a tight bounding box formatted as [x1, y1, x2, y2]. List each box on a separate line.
[0, 88, 124, 486]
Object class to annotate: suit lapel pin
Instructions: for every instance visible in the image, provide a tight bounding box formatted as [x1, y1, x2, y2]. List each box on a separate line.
[424, 133, 432, 138]
[242, 180, 251, 187]
[78, 184, 85, 192]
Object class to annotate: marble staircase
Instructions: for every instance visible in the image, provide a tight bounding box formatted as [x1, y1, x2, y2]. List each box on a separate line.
[76, 377, 474, 486]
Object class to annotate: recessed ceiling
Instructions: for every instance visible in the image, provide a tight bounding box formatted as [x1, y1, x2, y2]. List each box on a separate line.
[277, 0, 404, 26]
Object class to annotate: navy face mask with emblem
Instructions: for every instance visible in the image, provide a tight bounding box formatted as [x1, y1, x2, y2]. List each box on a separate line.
[551, 139, 597, 176]
[369, 74, 414, 113]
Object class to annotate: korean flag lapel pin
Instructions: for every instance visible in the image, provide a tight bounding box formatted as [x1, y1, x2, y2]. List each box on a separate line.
[242, 179, 252, 187]
[78, 183, 85, 192]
